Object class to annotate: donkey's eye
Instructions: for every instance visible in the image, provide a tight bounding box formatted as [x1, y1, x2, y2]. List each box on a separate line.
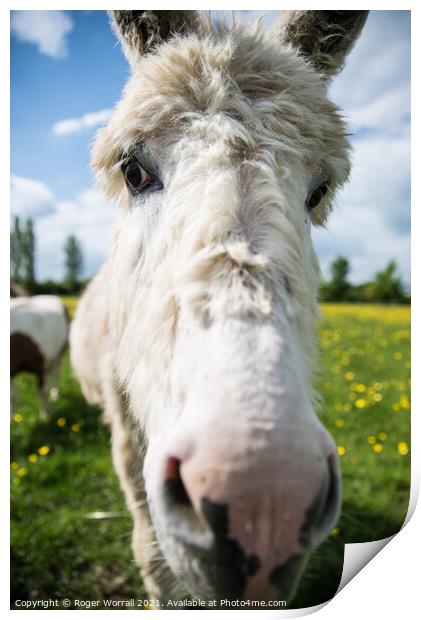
[122, 159, 153, 194]
[306, 182, 329, 211]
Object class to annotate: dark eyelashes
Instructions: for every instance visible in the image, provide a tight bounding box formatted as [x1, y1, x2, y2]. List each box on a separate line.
[121, 157, 163, 196]
[306, 181, 330, 211]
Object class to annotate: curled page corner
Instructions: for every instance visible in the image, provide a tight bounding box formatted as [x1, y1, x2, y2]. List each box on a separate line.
[336, 535, 394, 595]
[335, 481, 417, 597]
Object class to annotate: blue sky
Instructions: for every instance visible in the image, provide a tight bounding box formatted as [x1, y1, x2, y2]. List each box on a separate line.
[11, 11, 126, 197]
[11, 10, 410, 285]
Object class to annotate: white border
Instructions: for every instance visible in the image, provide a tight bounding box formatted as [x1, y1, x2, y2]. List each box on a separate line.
[2, 3, 418, 619]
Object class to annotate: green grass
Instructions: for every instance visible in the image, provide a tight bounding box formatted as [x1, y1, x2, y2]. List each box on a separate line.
[11, 302, 410, 609]
[10, 353, 144, 608]
[291, 304, 410, 607]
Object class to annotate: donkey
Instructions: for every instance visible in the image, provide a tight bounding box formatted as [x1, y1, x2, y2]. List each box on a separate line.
[71, 10, 368, 606]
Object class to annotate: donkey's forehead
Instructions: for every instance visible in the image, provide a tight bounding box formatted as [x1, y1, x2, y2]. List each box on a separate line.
[93, 29, 350, 198]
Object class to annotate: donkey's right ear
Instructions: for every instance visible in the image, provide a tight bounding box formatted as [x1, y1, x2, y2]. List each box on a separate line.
[109, 10, 200, 67]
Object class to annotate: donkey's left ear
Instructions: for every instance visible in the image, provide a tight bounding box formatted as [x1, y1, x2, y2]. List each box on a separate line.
[279, 10, 369, 78]
[109, 10, 200, 67]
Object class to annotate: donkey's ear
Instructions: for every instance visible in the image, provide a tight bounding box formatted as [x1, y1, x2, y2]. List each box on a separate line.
[279, 10, 368, 78]
[109, 10, 200, 66]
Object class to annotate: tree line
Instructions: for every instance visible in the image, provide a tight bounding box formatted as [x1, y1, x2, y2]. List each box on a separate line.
[11, 216, 85, 295]
[11, 217, 410, 303]
[320, 256, 409, 304]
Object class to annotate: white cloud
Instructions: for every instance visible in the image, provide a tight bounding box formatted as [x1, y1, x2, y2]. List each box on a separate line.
[313, 129, 410, 286]
[53, 108, 113, 136]
[314, 207, 410, 287]
[11, 11, 73, 59]
[11, 175, 113, 280]
[314, 207, 411, 284]
[11, 174, 55, 218]
[347, 84, 410, 134]
[313, 11, 411, 287]
[330, 12, 410, 111]
[34, 188, 114, 280]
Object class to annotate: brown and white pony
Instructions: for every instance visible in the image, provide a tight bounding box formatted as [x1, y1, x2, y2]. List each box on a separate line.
[11, 295, 69, 415]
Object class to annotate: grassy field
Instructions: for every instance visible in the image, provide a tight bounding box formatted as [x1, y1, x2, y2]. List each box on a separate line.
[10, 300, 410, 609]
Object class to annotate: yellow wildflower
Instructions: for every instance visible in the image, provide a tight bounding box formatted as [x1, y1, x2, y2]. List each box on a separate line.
[331, 527, 340, 537]
[397, 442, 409, 456]
[71, 423, 80, 432]
[13, 413, 22, 423]
[399, 395, 410, 409]
[355, 399, 367, 409]
[17, 467, 28, 477]
[335, 419, 345, 428]
[28, 454, 38, 463]
[345, 371, 354, 381]
[337, 446, 346, 457]
[38, 445, 50, 456]
[373, 443, 383, 454]
[378, 432, 387, 441]
[367, 436, 376, 445]
[56, 417, 66, 427]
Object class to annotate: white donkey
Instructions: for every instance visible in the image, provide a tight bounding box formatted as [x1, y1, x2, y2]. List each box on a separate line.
[71, 10, 368, 606]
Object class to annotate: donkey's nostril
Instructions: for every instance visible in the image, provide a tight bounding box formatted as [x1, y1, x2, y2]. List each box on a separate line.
[299, 455, 340, 548]
[162, 456, 192, 507]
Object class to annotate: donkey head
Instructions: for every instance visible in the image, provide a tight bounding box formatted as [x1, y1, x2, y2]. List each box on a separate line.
[93, 10, 367, 604]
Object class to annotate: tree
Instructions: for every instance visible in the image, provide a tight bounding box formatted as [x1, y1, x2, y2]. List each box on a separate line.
[10, 216, 23, 281]
[21, 218, 35, 288]
[373, 260, 405, 303]
[64, 234, 84, 291]
[11, 216, 36, 289]
[324, 256, 350, 301]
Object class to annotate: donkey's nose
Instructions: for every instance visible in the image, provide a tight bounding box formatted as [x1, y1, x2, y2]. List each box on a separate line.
[160, 439, 340, 600]
[162, 452, 339, 545]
